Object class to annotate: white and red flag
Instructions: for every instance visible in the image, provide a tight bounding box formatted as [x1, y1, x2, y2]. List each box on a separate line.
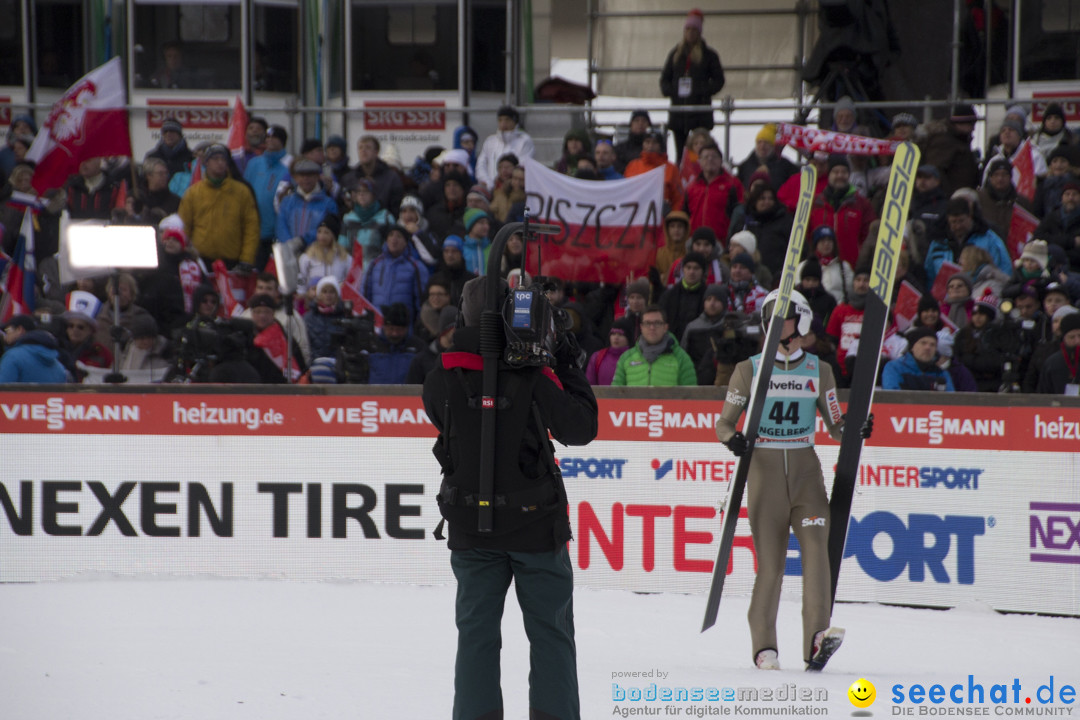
[26, 57, 132, 194]
[523, 158, 664, 283]
[1007, 204, 1039, 261]
[0, 211, 37, 323]
[254, 323, 302, 381]
[1011, 140, 1037, 203]
[774, 123, 900, 157]
[226, 95, 249, 152]
[340, 243, 384, 327]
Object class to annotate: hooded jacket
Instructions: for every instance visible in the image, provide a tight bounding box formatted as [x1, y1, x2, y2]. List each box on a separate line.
[243, 148, 292, 239]
[0, 331, 69, 383]
[475, 127, 535, 188]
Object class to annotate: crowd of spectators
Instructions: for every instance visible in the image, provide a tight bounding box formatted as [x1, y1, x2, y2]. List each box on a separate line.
[3, 69, 1080, 393]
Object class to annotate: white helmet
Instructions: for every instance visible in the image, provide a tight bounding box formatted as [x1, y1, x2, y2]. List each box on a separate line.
[761, 288, 813, 338]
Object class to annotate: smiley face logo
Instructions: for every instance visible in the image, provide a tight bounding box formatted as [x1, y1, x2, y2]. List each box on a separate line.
[848, 678, 876, 708]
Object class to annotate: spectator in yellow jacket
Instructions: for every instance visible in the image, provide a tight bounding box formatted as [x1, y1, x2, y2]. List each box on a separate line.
[177, 144, 260, 269]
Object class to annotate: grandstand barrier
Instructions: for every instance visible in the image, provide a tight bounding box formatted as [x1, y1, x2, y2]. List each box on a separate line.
[1, 386, 1078, 617]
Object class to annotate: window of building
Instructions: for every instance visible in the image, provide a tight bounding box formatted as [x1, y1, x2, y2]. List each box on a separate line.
[134, 1, 242, 90]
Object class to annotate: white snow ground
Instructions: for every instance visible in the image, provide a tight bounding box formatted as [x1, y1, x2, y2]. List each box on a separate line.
[2, 579, 1077, 719]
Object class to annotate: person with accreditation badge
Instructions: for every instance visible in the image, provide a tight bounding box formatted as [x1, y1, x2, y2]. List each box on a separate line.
[714, 288, 871, 671]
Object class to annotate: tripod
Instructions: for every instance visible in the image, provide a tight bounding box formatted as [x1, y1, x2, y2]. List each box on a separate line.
[799, 59, 890, 137]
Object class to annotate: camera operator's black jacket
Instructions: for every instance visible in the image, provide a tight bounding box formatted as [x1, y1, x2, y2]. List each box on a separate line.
[422, 327, 598, 552]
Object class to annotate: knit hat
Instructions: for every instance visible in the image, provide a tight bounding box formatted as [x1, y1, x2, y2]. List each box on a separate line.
[682, 252, 708, 271]
[1064, 180, 1080, 195]
[691, 226, 717, 247]
[1000, 118, 1025, 137]
[684, 8, 704, 32]
[300, 138, 323, 154]
[463, 207, 489, 233]
[267, 125, 288, 145]
[2, 314, 35, 332]
[626, 278, 650, 300]
[827, 154, 851, 172]
[442, 235, 464, 252]
[974, 287, 1000, 319]
[309, 357, 338, 384]
[159, 213, 187, 248]
[986, 157, 1013, 179]
[950, 103, 979, 123]
[351, 177, 375, 194]
[439, 306, 460, 335]
[203, 144, 229, 162]
[630, 109, 652, 125]
[916, 164, 940, 178]
[1005, 104, 1029, 122]
[1018, 239, 1049, 270]
[382, 224, 410, 244]
[161, 119, 183, 134]
[665, 210, 690, 229]
[1060, 312, 1080, 337]
[1043, 103, 1066, 123]
[383, 302, 411, 327]
[1053, 304, 1078, 321]
[748, 168, 772, 188]
[400, 194, 424, 214]
[318, 213, 342, 237]
[728, 230, 758, 256]
[947, 272, 973, 293]
[1046, 283, 1071, 303]
[917, 293, 941, 313]
[756, 123, 777, 144]
[905, 325, 938, 348]
[800, 258, 823, 281]
[812, 226, 837, 245]
[326, 135, 347, 151]
[316, 276, 341, 296]
[853, 263, 873, 278]
[130, 314, 159, 339]
[442, 148, 471, 169]
[891, 112, 918, 129]
[730, 252, 756, 272]
[292, 159, 321, 175]
[247, 293, 277, 311]
[467, 184, 492, 206]
[835, 96, 856, 114]
[704, 284, 728, 303]
[610, 316, 635, 337]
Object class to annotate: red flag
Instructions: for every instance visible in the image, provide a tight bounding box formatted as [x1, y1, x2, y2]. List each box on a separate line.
[1013, 140, 1037, 202]
[254, 322, 301, 381]
[893, 280, 922, 332]
[1007, 205, 1039, 261]
[226, 95, 249, 152]
[26, 57, 132, 194]
[930, 260, 964, 302]
[211, 260, 244, 318]
[679, 148, 701, 190]
[340, 244, 384, 328]
[0, 211, 36, 323]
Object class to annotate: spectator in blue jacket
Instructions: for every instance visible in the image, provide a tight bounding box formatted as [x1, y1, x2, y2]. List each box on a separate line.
[882, 326, 956, 391]
[925, 197, 1011, 283]
[244, 124, 292, 268]
[461, 208, 492, 275]
[367, 302, 425, 385]
[340, 178, 394, 265]
[276, 159, 338, 254]
[362, 225, 430, 322]
[0, 315, 69, 383]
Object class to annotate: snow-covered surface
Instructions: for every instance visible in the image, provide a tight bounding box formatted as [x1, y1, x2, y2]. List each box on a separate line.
[3, 578, 1076, 719]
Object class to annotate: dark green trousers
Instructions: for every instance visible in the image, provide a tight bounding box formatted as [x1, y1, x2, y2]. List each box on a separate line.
[450, 546, 579, 720]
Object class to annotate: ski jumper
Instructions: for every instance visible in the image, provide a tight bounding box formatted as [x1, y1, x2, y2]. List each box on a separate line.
[716, 348, 844, 664]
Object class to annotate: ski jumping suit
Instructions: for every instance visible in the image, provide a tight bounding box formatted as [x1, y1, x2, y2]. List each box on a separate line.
[422, 326, 598, 720]
[715, 348, 844, 664]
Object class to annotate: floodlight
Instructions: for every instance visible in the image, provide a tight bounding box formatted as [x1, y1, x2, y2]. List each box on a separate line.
[66, 222, 159, 270]
[273, 242, 299, 296]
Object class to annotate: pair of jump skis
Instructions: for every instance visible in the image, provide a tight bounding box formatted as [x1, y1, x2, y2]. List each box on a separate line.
[700, 142, 921, 672]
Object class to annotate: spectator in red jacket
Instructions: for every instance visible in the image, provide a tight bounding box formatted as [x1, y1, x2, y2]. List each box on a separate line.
[808, 155, 876, 266]
[685, 142, 743, 243]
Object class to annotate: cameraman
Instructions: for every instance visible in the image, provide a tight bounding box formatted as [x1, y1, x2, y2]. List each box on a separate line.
[422, 277, 598, 720]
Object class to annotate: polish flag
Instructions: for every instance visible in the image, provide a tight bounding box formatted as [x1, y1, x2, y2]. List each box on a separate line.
[254, 322, 301, 381]
[226, 95, 249, 152]
[26, 57, 132, 195]
[211, 260, 245, 318]
[340, 243, 384, 327]
[1012, 140, 1037, 203]
[0, 212, 37, 323]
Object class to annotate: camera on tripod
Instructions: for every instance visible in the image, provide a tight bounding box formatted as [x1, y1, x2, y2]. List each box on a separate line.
[331, 302, 377, 383]
[171, 317, 255, 382]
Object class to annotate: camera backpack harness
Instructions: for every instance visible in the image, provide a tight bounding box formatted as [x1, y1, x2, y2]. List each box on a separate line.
[826, 141, 920, 613]
[701, 164, 815, 633]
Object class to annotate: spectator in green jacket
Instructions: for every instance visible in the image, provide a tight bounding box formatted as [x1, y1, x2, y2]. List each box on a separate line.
[612, 305, 697, 386]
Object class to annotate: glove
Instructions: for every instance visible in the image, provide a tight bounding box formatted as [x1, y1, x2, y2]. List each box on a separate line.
[724, 431, 748, 457]
[286, 236, 305, 257]
[554, 332, 586, 370]
[860, 413, 874, 440]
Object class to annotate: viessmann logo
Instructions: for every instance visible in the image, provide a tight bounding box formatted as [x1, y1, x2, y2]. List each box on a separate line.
[889, 409, 1005, 445]
[316, 401, 431, 434]
[609, 404, 724, 439]
[1, 398, 140, 431]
